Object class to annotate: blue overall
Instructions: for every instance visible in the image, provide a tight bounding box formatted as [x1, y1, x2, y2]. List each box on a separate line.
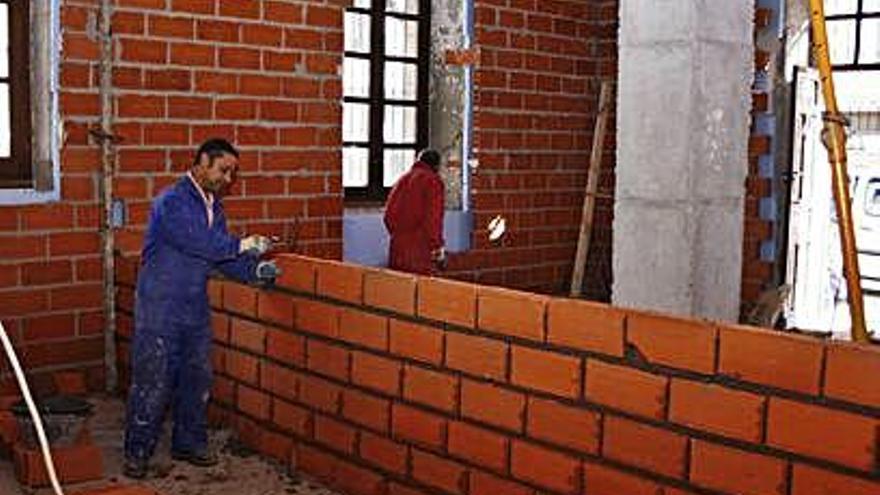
[124, 177, 257, 461]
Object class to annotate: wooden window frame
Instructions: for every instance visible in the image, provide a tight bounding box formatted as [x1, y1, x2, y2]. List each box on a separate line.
[823, 1, 880, 71]
[0, 0, 32, 188]
[343, 0, 431, 203]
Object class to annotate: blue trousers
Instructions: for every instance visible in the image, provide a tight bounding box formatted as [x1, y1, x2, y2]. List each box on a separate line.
[123, 320, 212, 461]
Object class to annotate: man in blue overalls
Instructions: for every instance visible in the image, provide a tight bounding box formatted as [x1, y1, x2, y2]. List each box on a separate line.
[123, 138, 277, 478]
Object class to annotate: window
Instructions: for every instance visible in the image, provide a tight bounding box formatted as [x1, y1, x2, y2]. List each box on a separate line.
[823, 0, 880, 69]
[0, 0, 32, 188]
[343, 0, 430, 201]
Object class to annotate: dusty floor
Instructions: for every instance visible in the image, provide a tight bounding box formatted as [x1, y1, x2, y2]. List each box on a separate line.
[0, 396, 341, 495]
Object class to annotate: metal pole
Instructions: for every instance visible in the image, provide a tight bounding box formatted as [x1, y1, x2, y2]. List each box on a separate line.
[805, 0, 869, 342]
[99, 0, 118, 389]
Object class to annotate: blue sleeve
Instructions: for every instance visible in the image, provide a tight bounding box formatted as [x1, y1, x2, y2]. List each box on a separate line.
[155, 193, 241, 262]
[212, 212, 258, 283]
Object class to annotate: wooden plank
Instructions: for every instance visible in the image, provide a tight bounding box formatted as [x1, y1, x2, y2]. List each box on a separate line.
[570, 81, 613, 297]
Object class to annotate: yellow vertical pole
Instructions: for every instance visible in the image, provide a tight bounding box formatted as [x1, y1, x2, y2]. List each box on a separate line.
[806, 0, 869, 342]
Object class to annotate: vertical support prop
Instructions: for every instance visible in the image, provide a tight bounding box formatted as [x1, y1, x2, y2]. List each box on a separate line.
[99, 0, 118, 390]
[570, 81, 613, 297]
[806, 0, 869, 342]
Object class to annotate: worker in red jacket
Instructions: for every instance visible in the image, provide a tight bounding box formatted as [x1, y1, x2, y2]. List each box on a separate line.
[383, 149, 446, 275]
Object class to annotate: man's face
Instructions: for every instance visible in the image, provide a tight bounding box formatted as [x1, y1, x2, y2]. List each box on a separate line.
[195, 152, 238, 195]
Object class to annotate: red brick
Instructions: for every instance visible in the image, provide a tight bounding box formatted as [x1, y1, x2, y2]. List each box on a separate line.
[690, 440, 788, 495]
[341, 388, 390, 432]
[351, 351, 401, 395]
[445, 331, 507, 381]
[626, 311, 717, 374]
[14, 442, 103, 487]
[295, 298, 339, 337]
[149, 15, 194, 38]
[257, 429, 293, 462]
[227, 350, 259, 385]
[411, 449, 468, 495]
[339, 308, 388, 351]
[223, 282, 258, 317]
[272, 398, 312, 435]
[53, 371, 87, 395]
[478, 286, 547, 341]
[583, 462, 662, 495]
[306, 339, 349, 381]
[359, 431, 408, 474]
[258, 355, 296, 393]
[719, 325, 823, 394]
[219, 0, 260, 18]
[299, 375, 341, 414]
[265, 1, 303, 23]
[266, 329, 305, 366]
[364, 269, 417, 315]
[547, 299, 624, 356]
[404, 365, 458, 412]
[392, 403, 447, 448]
[238, 385, 270, 420]
[314, 414, 357, 453]
[417, 277, 477, 328]
[585, 360, 666, 419]
[602, 416, 687, 479]
[669, 378, 765, 442]
[389, 320, 444, 365]
[211, 313, 229, 343]
[526, 396, 600, 454]
[461, 379, 525, 432]
[333, 459, 388, 495]
[315, 260, 364, 304]
[231, 317, 266, 353]
[790, 464, 880, 495]
[470, 470, 533, 495]
[511, 440, 580, 493]
[511, 346, 581, 399]
[448, 421, 508, 471]
[823, 341, 880, 407]
[767, 397, 875, 471]
[257, 291, 295, 327]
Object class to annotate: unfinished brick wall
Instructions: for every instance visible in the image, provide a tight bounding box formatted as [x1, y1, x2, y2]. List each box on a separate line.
[0, 0, 343, 389]
[447, 0, 618, 297]
[115, 253, 880, 495]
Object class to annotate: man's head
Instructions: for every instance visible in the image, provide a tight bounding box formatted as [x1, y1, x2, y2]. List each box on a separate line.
[191, 138, 239, 195]
[418, 149, 441, 171]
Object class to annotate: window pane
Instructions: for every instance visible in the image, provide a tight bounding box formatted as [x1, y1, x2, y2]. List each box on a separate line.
[0, 4, 7, 78]
[385, 62, 417, 100]
[384, 149, 415, 187]
[0, 83, 9, 157]
[386, 0, 419, 15]
[865, 0, 880, 13]
[827, 19, 856, 64]
[824, 0, 857, 15]
[343, 147, 369, 187]
[352, 0, 371, 8]
[344, 12, 371, 53]
[343, 58, 370, 97]
[343, 102, 370, 142]
[385, 17, 418, 57]
[859, 19, 880, 64]
[384, 105, 416, 144]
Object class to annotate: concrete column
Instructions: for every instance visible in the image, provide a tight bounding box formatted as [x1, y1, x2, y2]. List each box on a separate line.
[613, 0, 754, 321]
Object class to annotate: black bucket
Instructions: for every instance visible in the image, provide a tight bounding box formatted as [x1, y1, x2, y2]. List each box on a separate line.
[11, 396, 93, 448]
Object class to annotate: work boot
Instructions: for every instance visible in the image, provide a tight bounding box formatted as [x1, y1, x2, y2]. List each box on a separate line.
[122, 457, 148, 479]
[171, 449, 219, 467]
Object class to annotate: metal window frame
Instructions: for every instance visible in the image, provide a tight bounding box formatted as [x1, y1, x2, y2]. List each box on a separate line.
[822, 1, 880, 71]
[0, 0, 32, 188]
[343, 0, 431, 202]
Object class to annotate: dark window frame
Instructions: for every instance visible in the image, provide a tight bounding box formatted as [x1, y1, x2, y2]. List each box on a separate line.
[822, 1, 880, 71]
[0, 0, 32, 188]
[343, 0, 431, 202]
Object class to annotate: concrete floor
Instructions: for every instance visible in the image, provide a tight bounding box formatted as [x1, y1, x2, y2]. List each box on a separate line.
[0, 397, 340, 495]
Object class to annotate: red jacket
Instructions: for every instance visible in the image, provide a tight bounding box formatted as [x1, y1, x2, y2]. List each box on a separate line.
[384, 161, 444, 275]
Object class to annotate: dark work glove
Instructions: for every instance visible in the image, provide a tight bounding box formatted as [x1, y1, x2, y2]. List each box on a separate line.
[255, 260, 281, 284]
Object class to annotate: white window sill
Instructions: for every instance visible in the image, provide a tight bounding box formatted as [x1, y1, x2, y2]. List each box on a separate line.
[0, 187, 60, 205]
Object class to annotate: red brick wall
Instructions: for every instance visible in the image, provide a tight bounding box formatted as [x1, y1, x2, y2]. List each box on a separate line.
[0, 0, 343, 388]
[116, 254, 880, 495]
[447, 0, 618, 297]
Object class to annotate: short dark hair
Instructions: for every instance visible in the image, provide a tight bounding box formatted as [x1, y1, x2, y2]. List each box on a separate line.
[418, 149, 441, 170]
[193, 138, 239, 168]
